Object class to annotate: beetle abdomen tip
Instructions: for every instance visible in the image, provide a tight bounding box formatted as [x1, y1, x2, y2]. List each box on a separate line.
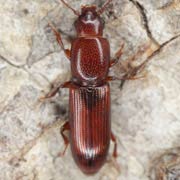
[74, 150, 108, 174]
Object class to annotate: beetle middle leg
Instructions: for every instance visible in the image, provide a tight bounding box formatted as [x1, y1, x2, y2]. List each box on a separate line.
[118, 44, 151, 78]
[109, 45, 150, 88]
[110, 44, 124, 67]
[106, 75, 144, 82]
[117, 47, 150, 88]
[40, 81, 73, 100]
[48, 22, 71, 60]
[58, 121, 70, 157]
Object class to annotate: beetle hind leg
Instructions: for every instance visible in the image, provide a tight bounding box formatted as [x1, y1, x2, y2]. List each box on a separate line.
[111, 132, 118, 158]
[58, 121, 70, 157]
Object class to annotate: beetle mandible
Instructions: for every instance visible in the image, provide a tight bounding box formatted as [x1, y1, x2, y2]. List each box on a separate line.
[42, 0, 126, 174]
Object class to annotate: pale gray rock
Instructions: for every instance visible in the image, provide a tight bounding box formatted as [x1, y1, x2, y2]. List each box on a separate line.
[0, 0, 180, 180]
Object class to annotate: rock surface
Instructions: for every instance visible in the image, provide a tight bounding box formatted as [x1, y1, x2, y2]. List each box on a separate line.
[0, 0, 180, 180]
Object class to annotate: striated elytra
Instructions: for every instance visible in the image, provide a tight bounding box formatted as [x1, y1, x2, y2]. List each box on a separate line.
[42, 0, 123, 174]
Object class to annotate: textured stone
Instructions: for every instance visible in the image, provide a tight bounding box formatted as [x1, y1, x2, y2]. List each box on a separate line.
[0, 0, 180, 180]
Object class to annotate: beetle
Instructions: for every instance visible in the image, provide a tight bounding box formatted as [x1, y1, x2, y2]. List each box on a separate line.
[42, 0, 126, 174]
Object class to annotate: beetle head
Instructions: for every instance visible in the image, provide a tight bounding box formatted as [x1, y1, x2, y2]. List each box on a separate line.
[74, 5, 104, 36]
[60, 0, 113, 36]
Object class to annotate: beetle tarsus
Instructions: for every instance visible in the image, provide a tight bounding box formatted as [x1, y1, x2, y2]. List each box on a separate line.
[111, 132, 118, 158]
[59, 121, 70, 157]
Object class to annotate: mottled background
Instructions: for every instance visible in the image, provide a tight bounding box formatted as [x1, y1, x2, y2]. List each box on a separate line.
[0, 0, 180, 180]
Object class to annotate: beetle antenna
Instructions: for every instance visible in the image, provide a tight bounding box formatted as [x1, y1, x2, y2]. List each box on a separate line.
[60, 0, 80, 16]
[98, 0, 113, 14]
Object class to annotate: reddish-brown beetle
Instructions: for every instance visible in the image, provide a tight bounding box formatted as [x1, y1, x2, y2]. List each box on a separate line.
[42, 0, 125, 174]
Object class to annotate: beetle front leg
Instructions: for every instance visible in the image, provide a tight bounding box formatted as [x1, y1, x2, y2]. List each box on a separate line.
[58, 121, 70, 157]
[110, 43, 124, 67]
[48, 22, 71, 60]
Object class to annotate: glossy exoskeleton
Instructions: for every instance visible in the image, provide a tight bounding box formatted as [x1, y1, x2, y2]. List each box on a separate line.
[42, 0, 125, 174]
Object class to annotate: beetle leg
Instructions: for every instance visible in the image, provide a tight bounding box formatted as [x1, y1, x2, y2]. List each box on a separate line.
[59, 121, 70, 157]
[116, 44, 150, 88]
[110, 43, 124, 67]
[111, 132, 117, 158]
[48, 22, 71, 60]
[106, 75, 144, 82]
[40, 81, 72, 100]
